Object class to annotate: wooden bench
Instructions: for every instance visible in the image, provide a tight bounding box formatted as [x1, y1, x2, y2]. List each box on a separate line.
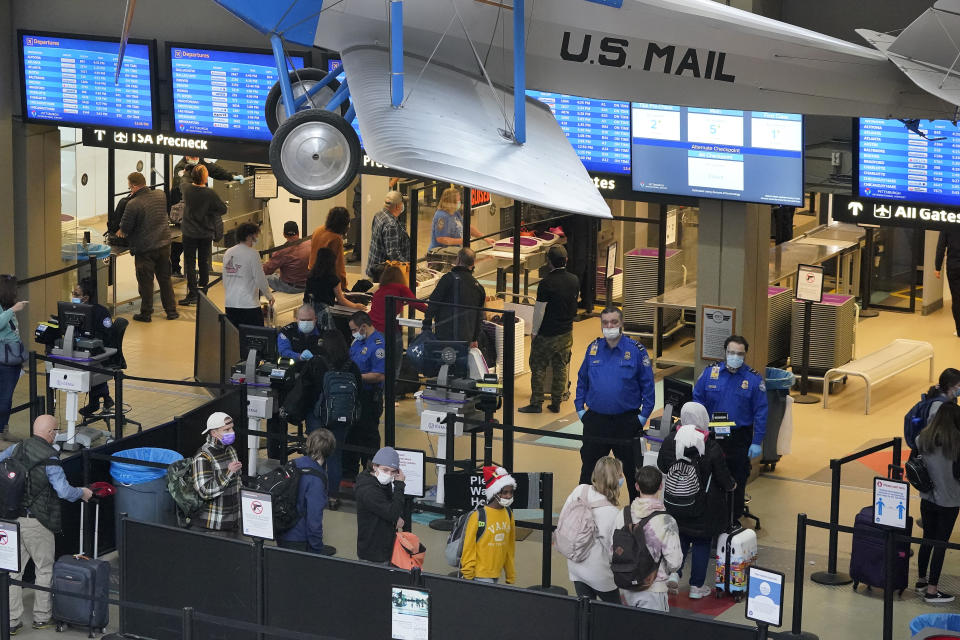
[822, 339, 934, 414]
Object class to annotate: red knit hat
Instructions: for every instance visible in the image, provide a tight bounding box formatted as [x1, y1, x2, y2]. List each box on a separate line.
[483, 466, 516, 501]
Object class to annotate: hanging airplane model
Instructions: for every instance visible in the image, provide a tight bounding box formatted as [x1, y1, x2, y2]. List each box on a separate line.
[112, 0, 960, 217]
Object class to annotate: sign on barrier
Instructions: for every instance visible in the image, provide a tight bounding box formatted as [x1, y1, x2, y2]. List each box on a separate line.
[397, 449, 426, 498]
[391, 586, 431, 640]
[0, 520, 20, 573]
[241, 489, 275, 540]
[745, 566, 784, 627]
[873, 477, 909, 529]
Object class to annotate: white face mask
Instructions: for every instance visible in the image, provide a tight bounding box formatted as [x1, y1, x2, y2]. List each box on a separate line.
[297, 320, 316, 334]
[375, 470, 394, 485]
[498, 496, 514, 508]
[602, 327, 621, 340]
[352, 330, 364, 341]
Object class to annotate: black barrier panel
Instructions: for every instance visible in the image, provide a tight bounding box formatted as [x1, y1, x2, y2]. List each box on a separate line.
[122, 519, 258, 640]
[195, 292, 224, 386]
[422, 573, 578, 640]
[589, 601, 757, 640]
[263, 546, 404, 640]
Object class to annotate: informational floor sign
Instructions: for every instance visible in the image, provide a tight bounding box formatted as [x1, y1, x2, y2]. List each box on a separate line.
[253, 169, 278, 199]
[397, 449, 426, 498]
[0, 520, 20, 573]
[606, 242, 618, 278]
[873, 477, 909, 529]
[391, 586, 430, 640]
[700, 305, 736, 361]
[746, 566, 784, 627]
[795, 264, 824, 303]
[240, 489, 275, 540]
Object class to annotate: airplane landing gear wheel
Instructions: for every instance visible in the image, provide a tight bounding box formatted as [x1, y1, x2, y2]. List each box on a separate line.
[265, 68, 343, 133]
[269, 108, 360, 200]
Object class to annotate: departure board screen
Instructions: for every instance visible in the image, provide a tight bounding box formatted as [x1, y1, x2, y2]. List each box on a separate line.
[20, 33, 155, 129]
[858, 118, 960, 206]
[170, 46, 304, 140]
[527, 90, 631, 175]
[631, 104, 803, 205]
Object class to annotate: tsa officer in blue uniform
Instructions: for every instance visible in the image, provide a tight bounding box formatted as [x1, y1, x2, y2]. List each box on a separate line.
[574, 307, 656, 500]
[277, 304, 321, 361]
[692, 334, 768, 520]
[344, 311, 386, 482]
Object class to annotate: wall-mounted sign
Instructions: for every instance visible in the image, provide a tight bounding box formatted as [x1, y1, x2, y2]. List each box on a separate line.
[253, 169, 278, 199]
[833, 194, 960, 232]
[700, 304, 736, 361]
[471, 190, 492, 208]
[82, 126, 268, 163]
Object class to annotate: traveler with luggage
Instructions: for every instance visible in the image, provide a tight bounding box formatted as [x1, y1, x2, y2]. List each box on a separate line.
[355, 447, 406, 564]
[905, 368, 960, 449]
[460, 466, 517, 584]
[0, 415, 92, 634]
[192, 412, 243, 536]
[656, 402, 736, 599]
[611, 466, 683, 612]
[557, 456, 624, 602]
[915, 402, 960, 604]
[278, 429, 337, 555]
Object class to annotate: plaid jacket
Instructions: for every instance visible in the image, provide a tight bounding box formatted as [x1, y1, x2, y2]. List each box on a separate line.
[192, 436, 241, 531]
[367, 210, 410, 278]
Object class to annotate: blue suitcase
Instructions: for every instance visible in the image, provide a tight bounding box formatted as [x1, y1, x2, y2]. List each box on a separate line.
[52, 500, 110, 637]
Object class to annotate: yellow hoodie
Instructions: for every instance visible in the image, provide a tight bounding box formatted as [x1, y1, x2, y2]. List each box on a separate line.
[460, 505, 516, 583]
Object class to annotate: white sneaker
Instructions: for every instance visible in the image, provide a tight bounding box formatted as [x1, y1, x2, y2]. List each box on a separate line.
[666, 572, 680, 592]
[689, 585, 712, 599]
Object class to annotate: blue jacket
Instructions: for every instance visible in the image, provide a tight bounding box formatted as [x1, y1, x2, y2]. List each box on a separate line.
[278, 456, 328, 553]
[350, 330, 386, 389]
[693, 362, 769, 446]
[574, 336, 656, 420]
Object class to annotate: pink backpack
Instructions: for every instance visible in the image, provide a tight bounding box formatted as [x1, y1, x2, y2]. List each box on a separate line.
[554, 485, 602, 562]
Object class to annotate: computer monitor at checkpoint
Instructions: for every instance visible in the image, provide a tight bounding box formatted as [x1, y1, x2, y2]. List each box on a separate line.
[236, 325, 280, 474]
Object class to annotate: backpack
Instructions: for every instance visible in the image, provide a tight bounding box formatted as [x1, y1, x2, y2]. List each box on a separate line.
[320, 369, 359, 428]
[166, 456, 205, 526]
[663, 458, 711, 519]
[169, 201, 185, 225]
[553, 485, 600, 563]
[253, 461, 324, 533]
[444, 505, 512, 568]
[0, 447, 53, 519]
[611, 507, 666, 591]
[905, 451, 935, 493]
[904, 394, 942, 449]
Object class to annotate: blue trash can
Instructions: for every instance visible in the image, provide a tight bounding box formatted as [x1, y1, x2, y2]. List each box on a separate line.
[910, 613, 960, 636]
[762, 368, 795, 467]
[110, 448, 183, 546]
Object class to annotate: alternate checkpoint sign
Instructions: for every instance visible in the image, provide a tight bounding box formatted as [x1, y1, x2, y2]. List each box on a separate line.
[873, 477, 909, 529]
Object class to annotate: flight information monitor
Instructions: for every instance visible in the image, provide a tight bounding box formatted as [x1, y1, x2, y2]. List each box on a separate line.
[858, 118, 960, 206]
[20, 32, 155, 129]
[630, 104, 803, 205]
[527, 90, 631, 175]
[170, 45, 305, 140]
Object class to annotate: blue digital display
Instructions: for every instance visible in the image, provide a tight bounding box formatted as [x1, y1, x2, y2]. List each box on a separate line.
[630, 104, 803, 205]
[327, 58, 363, 144]
[171, 47, 304, 140]
[21, 34, 154, 129]
[858, 118, 960, 206]
[527, 90, 631, 175]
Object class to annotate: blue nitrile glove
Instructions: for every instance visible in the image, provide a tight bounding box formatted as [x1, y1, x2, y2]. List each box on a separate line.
[300, 349, 314, 360]
[233, 175, 245, 183]
[748, 444, 762, 459]
[577, 409, 586, 419]
[637, 413, 649, 428]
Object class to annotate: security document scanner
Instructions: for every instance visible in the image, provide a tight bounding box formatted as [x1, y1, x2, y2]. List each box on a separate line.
[642, 377, 693, 466]
[48, 302, 117, 450]
[232, 325, 285, 473]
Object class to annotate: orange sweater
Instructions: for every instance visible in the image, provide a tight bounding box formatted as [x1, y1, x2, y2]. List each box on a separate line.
[308, 226, 347, 290]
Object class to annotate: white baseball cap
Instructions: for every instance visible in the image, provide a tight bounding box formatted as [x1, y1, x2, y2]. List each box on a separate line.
[203, 412, 233, 434]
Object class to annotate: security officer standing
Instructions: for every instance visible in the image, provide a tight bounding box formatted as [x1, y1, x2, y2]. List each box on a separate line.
[344, 311, 386, 483]
[278, 305, 322, 361]
[574, 307, 656, 500]
[692, 335, 767, 521]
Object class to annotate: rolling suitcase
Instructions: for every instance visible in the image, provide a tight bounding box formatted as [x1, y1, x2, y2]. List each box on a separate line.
[52, 499, 110, 637]
[715, 491, 758, 601]
[849, 505, 912, 596]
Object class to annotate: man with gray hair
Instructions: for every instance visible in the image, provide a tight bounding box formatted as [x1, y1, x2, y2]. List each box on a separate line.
[367, 190, 411, 280]
[423, 248, 486, 345]
[277, 305, 321, 361]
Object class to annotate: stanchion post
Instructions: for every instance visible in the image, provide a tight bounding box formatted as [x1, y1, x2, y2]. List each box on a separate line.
[782, 513, 819, 640]
[181, 606, 195, 640]
[502, 310, 516, 471]
[384, 295, 397, 448]
[882, 530, 895, 640]
[114, 369, 125, 439]
[0, 571, 10, 640]
[811, 460, 851, 585]
[529, 472, 566, 594]
[28, 352, 38, 424]
[891, 437, 903, 479]
[87, 255, 98, 304]
[255, 538, 264, 640]
[793, 301, 819, 404]
[429, 412, 458, 532]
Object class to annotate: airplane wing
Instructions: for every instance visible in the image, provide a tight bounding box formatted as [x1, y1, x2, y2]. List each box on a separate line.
[211, 0, 319, 48]
[341, 46, 611, 219]
[857, 0, 960, 109]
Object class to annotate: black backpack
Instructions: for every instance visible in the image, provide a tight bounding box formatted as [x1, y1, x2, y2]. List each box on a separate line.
[904, 394, 942, 450]
[321, 369, 360, 428]
[905, 451, 935, 493]
[611, 507, 666, 591]
[253, 461, 325, 533]
[0, 447, 54, 519]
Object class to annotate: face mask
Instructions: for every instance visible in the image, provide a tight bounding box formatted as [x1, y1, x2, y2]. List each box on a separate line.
[71, 297, 82, 304]
[375, 470, 394, 485]
[498, 496, 514, 508]
[298, 320, 316, 334]
[602, 327, 621, 340]
[352, 331, 364, 342]
[726, 354, 744, 369]
[220, 432, 236, 446]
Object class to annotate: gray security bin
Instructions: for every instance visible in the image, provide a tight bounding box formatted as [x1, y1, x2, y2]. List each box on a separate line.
[762, 368, 795, 469]
[110, 448, 183, 546]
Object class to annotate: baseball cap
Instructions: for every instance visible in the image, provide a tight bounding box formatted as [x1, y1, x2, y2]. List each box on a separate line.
[203, 412, 233, 434]
[384, 191, 407, 207]
[283, 221, 299, 236]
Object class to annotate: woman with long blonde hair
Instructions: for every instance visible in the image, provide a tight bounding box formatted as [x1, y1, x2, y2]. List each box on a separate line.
[428, 187, 493, 250]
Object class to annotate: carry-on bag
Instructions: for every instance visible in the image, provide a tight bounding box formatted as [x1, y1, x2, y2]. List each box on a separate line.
[849, 505, 912, 596]
[52, 497, 111, 637]
[715, 490, 758, 600]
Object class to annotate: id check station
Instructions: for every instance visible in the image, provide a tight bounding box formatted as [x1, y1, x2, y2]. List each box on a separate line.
[5, 1, 960, 639]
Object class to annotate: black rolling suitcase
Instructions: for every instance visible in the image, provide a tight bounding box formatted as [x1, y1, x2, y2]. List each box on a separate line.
[849, 505, 912, 596]
[52, 499, 110, 637]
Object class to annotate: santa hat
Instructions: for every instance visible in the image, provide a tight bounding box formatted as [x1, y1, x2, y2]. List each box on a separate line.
[484, 466, 516, 501]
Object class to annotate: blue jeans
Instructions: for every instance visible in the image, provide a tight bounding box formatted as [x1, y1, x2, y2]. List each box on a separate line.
[0, 364, 19, 432]
[679, 534, 711, 588]
[305, 397, 349, 496]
